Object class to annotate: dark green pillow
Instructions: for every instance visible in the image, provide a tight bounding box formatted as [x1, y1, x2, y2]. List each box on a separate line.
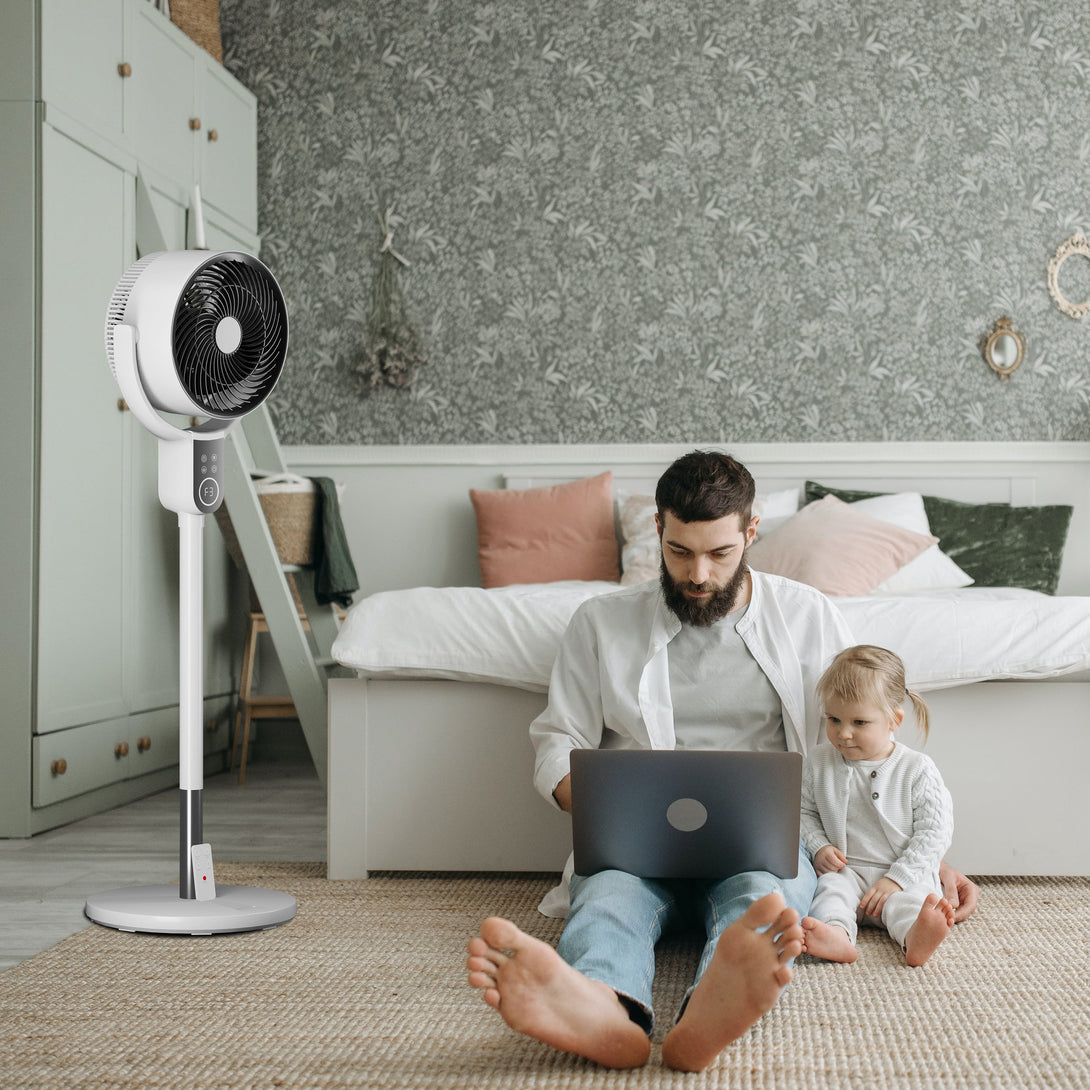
[804, 481, 1073, 595]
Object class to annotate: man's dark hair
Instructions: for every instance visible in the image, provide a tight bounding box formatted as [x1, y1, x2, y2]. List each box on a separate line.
[655, 450, 756, 525]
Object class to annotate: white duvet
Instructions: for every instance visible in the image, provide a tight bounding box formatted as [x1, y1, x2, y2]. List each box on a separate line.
[332, 582, 1090, 693]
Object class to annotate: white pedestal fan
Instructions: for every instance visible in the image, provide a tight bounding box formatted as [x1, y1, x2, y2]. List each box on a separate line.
[85, 250, 297, 934]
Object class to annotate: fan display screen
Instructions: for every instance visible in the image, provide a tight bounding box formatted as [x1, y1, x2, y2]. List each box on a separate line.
[172, 253, 288, 417]
[192, 437, 224, 513]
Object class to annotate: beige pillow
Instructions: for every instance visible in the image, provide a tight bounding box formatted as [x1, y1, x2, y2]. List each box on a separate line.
[747, 495, 938, 596]
[618, 493, 661, 585]
[470, 472, 620, 588]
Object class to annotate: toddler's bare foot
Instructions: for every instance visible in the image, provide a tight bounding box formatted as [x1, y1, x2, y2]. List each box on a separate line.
[800, 916, 858, 963]
[466, 916, 650, 1069]
[904, 893, 955, 966]
[660, 892, 802, 1073]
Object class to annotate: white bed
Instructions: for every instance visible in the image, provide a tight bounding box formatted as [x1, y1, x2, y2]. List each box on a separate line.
[320, 445, 1090, 880]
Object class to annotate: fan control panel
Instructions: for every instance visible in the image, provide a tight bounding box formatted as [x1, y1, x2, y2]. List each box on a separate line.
[193, 437, 224, 513]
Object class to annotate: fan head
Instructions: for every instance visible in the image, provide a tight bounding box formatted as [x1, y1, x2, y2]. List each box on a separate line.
[105, 250, 288, 421]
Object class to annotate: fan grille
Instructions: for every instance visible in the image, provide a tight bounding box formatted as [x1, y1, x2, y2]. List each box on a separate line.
[172, 253, 288, 416]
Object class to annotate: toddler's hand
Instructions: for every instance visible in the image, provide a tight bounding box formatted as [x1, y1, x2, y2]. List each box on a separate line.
[814, 845, 847, 875]
[859, 876, 902, 918]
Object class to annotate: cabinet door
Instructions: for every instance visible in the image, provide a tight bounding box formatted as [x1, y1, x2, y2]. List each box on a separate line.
[199, 62, 258, 231]
[125, 184, 186, 713]
[124, 421, 182, 712]
[37, 125, 132, 733]
[40, 0, 128, 146]
[127, 1, 197, 190]
[135, 170, 189, 258]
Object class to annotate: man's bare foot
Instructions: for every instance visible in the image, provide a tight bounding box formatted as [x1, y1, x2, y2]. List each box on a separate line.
[904, 893, 955, 966]
[466, 916, 651, 1069]
[940, 863, 979, 922]
[660, 892, 803, 1073]
[800, 917, 858, 963]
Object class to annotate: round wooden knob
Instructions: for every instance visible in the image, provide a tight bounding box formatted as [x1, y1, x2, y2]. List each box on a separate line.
[114, 742, 129, 758]
[207, 129, 219, 142]
[51, 759, 67, 775]
[118, 398, 129, 412]
[117, 62, 132, 78]
[189, 117, 202, 131]
[137, 736, 152, 752]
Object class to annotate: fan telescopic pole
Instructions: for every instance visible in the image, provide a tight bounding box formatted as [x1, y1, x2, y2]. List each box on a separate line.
[178, 510, 205, 898]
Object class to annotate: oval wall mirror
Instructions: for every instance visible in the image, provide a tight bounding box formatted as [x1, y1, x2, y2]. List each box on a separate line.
[981, 316, 1025, 380]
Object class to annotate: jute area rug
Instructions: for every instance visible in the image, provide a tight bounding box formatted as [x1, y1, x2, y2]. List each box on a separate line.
[1, 864, 1087, 1089]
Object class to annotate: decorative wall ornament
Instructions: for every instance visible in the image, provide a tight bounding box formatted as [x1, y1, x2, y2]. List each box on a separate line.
[1047, 233, 1090, 320]
[357, 210, 428, 392]
[981, 316, 1025, 381]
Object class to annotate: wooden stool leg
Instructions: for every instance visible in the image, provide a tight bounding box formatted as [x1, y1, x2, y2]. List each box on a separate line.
[233, 614, 261, 785]
[238, 702, 253, 786]
[230, 707, 243, 775]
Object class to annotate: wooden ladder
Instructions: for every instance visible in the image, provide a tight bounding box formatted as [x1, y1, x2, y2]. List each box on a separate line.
[221, 405, 339, 785]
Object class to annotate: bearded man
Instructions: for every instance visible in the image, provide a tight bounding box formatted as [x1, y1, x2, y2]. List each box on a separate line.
[467, 450, 978, 1072]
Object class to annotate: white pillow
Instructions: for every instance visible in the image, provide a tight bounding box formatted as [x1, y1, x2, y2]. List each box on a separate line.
[754, 487, 802, 537]
[618, 488, 800, 585]
[847, 492, 974, 593]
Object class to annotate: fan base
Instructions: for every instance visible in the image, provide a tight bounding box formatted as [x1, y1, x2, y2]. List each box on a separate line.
[84, 884, 297, 935]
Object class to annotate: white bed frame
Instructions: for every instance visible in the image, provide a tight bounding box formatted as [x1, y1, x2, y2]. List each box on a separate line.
[317, 442, 1090, 880]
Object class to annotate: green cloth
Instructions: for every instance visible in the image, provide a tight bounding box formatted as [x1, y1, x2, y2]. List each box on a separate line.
[804, 481, 1073, 595]
[310, 476, 359, 607]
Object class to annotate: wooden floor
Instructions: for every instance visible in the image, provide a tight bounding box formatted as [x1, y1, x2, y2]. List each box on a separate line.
[0, 761, 325, 972]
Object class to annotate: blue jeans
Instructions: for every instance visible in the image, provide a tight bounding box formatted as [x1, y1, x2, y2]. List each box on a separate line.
[556, 842, 816, 1033]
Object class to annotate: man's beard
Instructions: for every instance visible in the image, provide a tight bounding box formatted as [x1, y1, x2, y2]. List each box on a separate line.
[660, 555, 749, 627]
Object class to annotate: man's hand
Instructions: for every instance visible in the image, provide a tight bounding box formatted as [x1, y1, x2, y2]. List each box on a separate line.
[552, 774, 573, 814]
[813, 844, 847, 875]
[859, 876, 902, 919]
[939, 861, 979, 922]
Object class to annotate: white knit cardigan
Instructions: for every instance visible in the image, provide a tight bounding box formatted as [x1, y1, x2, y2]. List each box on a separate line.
[800, 740, 954, 890]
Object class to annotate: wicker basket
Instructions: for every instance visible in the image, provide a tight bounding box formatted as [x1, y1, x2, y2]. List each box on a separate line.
[215, 475, 319, 569]
[170, 0, 223, 63]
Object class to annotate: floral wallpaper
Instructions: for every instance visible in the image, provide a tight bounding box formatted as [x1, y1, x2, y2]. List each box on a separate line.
[219, 0, 1090, 445]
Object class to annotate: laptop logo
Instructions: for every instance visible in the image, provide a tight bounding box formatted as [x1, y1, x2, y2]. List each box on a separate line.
[666, 797, 708, 832]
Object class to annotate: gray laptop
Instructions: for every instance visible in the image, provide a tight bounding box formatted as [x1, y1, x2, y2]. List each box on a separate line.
[570, 749, 802, 880]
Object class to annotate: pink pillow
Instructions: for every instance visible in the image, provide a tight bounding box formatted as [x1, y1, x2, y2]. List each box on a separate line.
[470, 472, 620, 588]
[747, 494, 938, 596]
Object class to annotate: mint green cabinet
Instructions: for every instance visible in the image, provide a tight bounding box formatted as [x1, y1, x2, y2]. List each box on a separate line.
[39, 0, 258, 239]
[0, 0, 257, 836]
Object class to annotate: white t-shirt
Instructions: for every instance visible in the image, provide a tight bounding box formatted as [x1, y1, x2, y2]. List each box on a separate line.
[667, 605, 788, 753]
